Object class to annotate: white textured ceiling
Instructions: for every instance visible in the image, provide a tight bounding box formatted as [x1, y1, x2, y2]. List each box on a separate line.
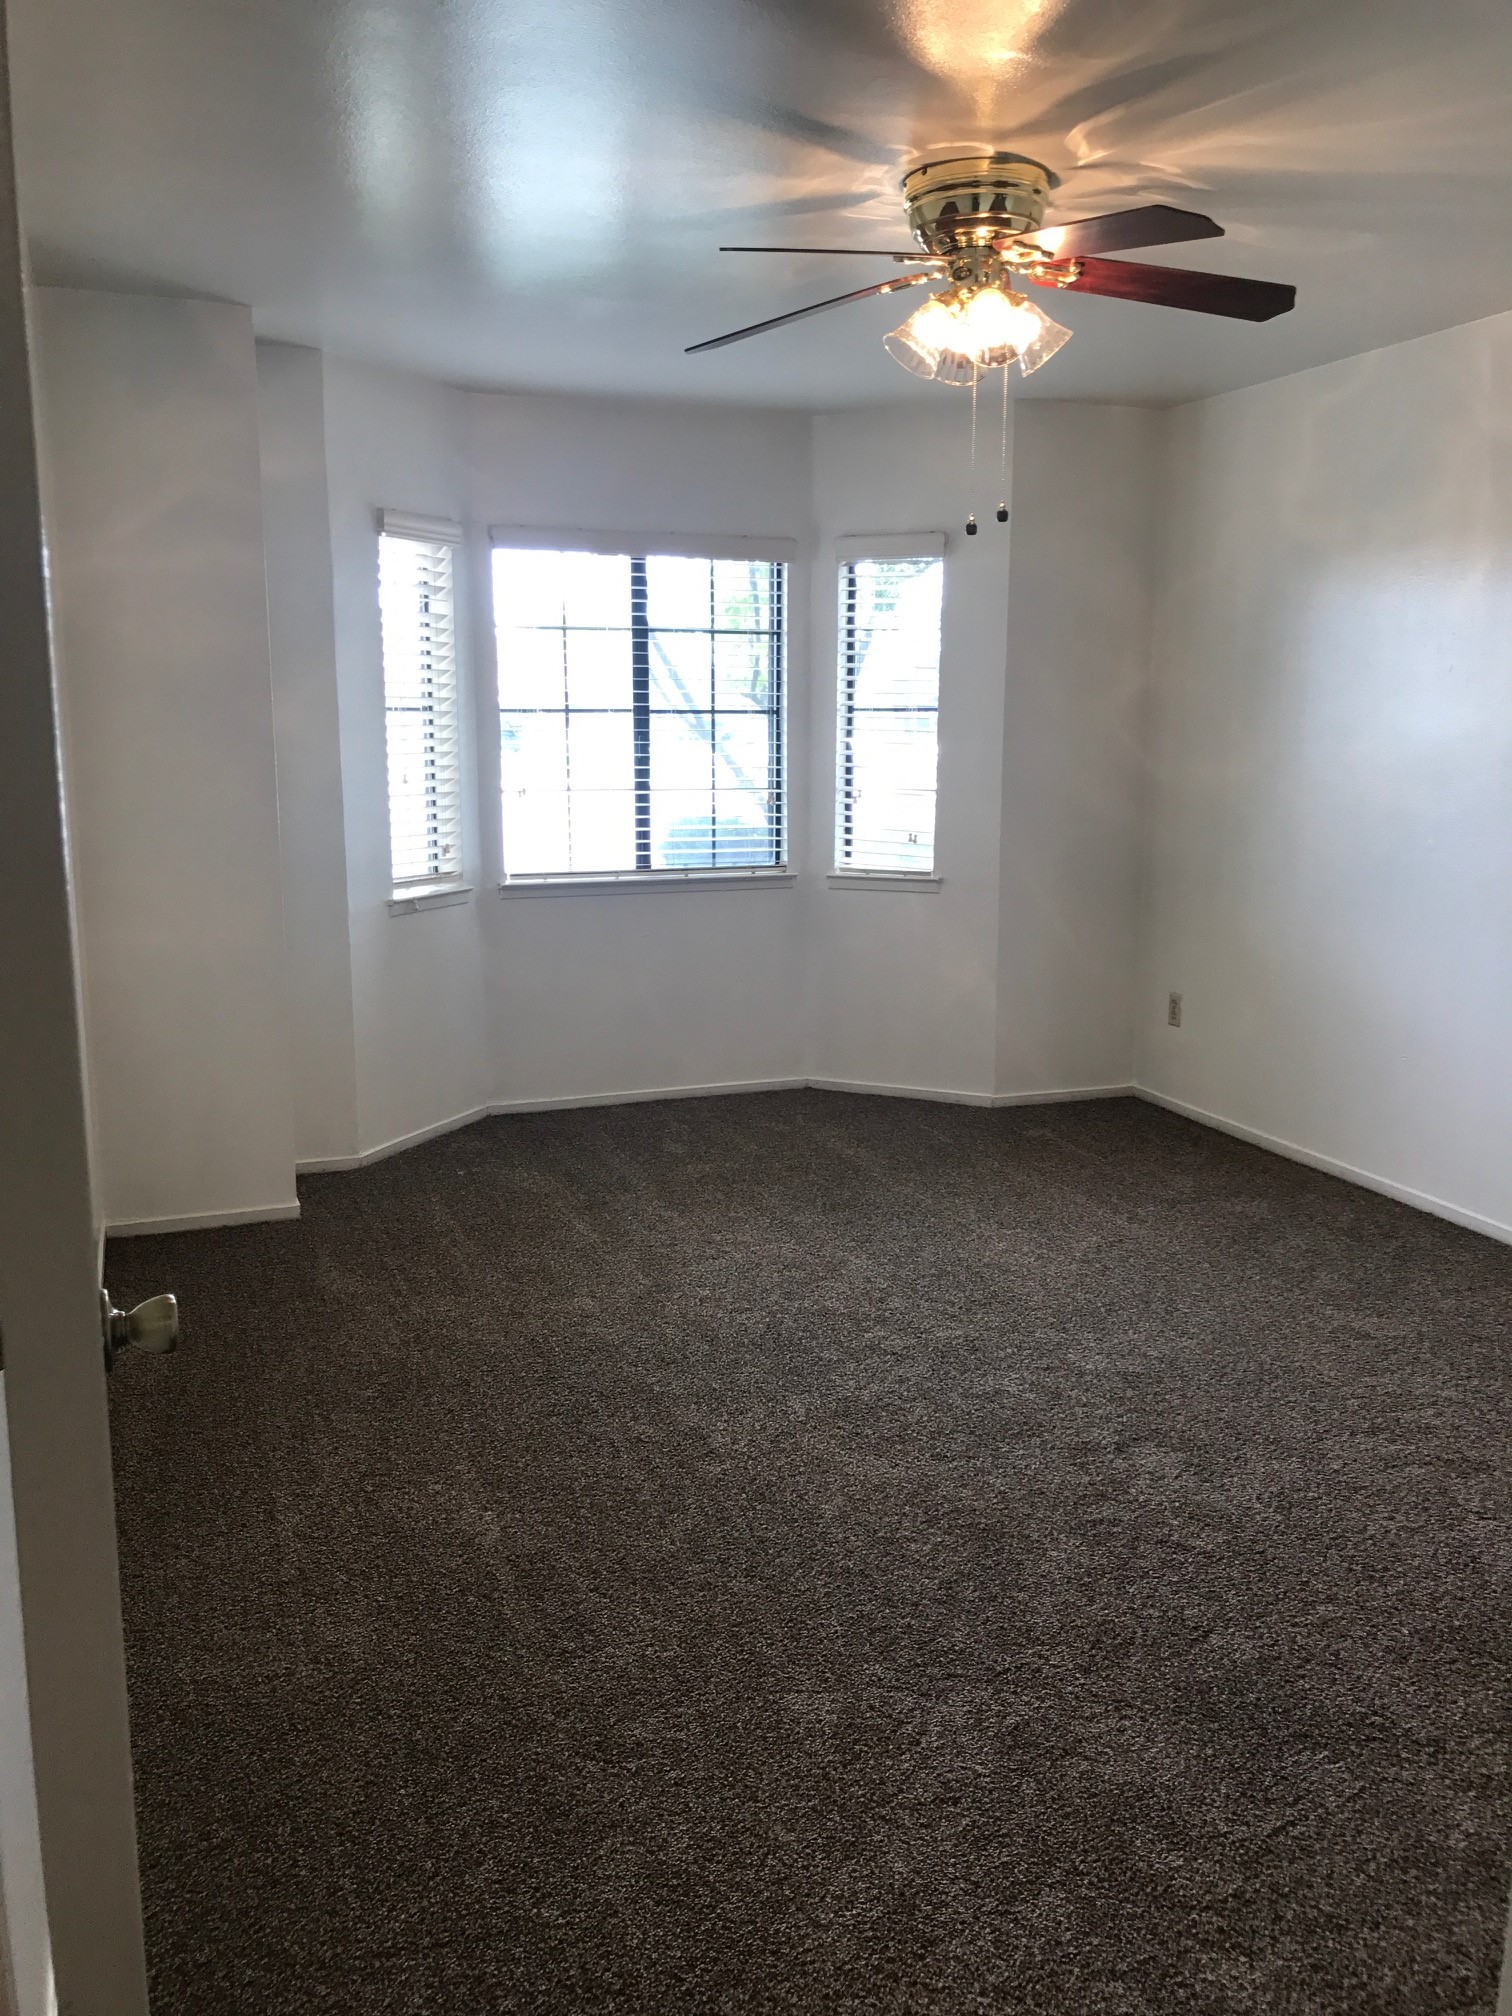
[12, 0, 1512, 407]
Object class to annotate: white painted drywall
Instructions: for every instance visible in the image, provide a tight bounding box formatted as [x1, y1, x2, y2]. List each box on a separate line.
[1139, 313, 1512, 1238]
[320, 358, 492, 1154]
[32, 289, 297, 1231]
[462, 391, 813, 1107]
[807, 402, 1011, 1097]
[256, 342, 359, 1165]
[997, 403, 1157, 1097]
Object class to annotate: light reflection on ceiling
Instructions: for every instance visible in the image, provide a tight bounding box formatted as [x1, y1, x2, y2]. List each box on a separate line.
[10, 0, 1512, 407]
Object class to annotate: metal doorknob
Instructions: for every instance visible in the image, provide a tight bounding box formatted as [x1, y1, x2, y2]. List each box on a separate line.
[101, 1290, 179, 1373]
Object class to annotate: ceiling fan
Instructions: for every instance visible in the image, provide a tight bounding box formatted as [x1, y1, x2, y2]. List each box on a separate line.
[688, 153, 1297, 386]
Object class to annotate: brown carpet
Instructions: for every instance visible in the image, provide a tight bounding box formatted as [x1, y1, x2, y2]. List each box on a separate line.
[106, 1092, 1512, 2014]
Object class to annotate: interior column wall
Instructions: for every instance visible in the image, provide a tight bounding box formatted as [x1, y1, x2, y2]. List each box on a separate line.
[320, 357, 492, 1158]
[256, 341, 359, 1165]
[806, 403, 1012, 1098]
[1139, 312, 1512, 1239]
[996, 402, 1157, 1098]
[33, 288, 297, 1230]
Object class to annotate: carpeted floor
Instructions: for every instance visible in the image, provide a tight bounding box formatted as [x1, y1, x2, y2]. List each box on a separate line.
[106, 1092, 1512, 2014]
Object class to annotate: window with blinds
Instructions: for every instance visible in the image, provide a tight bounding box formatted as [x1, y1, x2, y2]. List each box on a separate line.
[493, 548, 786, 878]
[835, 554, 944, 875]
[379, 530, 463, 890]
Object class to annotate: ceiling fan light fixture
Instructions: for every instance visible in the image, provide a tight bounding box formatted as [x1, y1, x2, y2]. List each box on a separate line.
[692, 157, 1296, 363]
[883, 284, 1072, 383]
[1000, 293, 1073, 376]
[881, 292, 963, 378]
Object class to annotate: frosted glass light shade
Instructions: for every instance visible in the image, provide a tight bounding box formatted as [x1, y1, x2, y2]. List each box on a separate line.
[1004, 294, 1073, 376]
[883, 286, 1072, 382]
[882, 294, 963, 379]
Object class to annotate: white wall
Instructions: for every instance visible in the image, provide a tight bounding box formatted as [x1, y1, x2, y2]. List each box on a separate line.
[1139, 313, 1512, 1238]
[34, 315, 1159, 1183]
[257, 343, 359, 1165]
[462, 392, 813, 1108]
[308, 381, 1154, 1132]
[39, 290, 1512, 1253]
[807, 403, 1011, 1097]
[33, 290, 297, 1230]
[997, 403, 1157, 1097]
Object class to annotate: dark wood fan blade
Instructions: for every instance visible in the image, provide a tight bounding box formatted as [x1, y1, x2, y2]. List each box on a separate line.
[1031, 256, 1296, 321]
[1016, 203, 1222, 259]
[686, 273, 936, 353]
[719, 246, 930, 258]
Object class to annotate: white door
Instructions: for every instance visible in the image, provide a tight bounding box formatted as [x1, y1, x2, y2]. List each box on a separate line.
[0, 6, 149, 2011]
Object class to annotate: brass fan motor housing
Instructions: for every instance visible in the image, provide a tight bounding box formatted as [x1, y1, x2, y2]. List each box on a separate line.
[903, 154, 1056, 255]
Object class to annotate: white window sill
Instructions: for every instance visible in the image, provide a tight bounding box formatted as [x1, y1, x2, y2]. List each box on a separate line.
[388, 884, 473, 915]
[827, 872, 941, 894]
[500, 868, 796, 898]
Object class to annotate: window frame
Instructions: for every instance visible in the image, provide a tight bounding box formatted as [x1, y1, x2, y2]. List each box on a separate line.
[488, 529, 797, 891]
[832, 534, 947, 888]
[377, 510, 468, 903]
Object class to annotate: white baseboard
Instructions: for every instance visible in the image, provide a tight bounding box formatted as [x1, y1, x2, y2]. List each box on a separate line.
[296, 1105, 494, 1173]
[297, 1081, 808, 1172]
[1135, 1087, 1512, 1247]
[490, 1077, 807, 1117]
[104, 1084, 1512, 1252]
[295, 1077, 1134, 1176]
[991, 1081, 1132, 1108]
[810, 1077, 1133, 1108]
[809, 1076, 996, 1107]
[105, 1199, 301, 1239]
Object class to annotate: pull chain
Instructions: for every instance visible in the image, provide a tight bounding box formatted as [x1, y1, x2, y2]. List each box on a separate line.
[997, 365, 1010, 523]
[966, 364, 979, 536]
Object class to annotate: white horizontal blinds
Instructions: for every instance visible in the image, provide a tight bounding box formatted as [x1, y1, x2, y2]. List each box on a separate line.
[379, 532, 464, 888]
[493, 548, 786, 876]
[836, 555, 945, 873]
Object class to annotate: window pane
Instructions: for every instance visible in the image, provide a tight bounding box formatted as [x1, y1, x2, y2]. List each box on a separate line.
[847, 712, 939, 796]
[715, 714, 771, 795]
[493, 547, 568, 629]
[385, 710, 433, 877]
[504, 790, 570, 877]
[501, 712, 569, 796]
[850, 556, 942, 634]
[498, 627, 566, 711]
[567, 713, 634, 794]
[650, 790, 715, 869]
[650, 710, 713, 794]
[645, 555, 711, 630]
[845, 787, 936, 870]
[570, 553, 634, 626]
[836, 556, 942, 875]
[564, 630, 632, 712]
[494, 546, 784, 878]
[381, 532, 462, 887]
[567, 791, 636, 873]
[713, 790, 776, 867]
[848, 612, 943, 709]
[712, 559, 776, 632]
[713, 633, 771, 711]
[648, 630, 712, 711]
